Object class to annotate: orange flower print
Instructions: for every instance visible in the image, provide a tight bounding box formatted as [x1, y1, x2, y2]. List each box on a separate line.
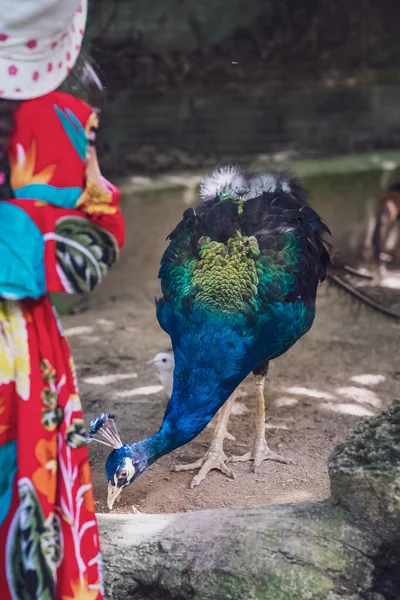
[62, 574, 100, 600]
[85, 110, 99, 139]
[32, 436, 57, 502]
[10, 140, 57, 190]
[0, 398, 9, 436]
[76, 180, 116, 216]
[79, 461, 95, 512]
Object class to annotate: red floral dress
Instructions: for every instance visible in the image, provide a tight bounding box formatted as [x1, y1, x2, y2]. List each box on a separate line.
[0, 91, 124, 599]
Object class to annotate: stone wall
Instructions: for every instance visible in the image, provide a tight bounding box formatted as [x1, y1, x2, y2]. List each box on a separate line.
[88, 0, 400, 175]
[97, 84, 400, 175]
[91, 0, 267, 52]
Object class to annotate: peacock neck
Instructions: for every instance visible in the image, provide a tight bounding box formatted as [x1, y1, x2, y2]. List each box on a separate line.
[134, 431, 172, 470]
[137, 383, 240, 469]
[159, 373, 242, 454]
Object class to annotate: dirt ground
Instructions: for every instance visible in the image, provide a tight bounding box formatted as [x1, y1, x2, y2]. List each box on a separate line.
[62, 190, 400, 515]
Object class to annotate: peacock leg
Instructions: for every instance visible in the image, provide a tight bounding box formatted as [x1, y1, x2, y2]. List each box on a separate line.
[224, 425, 235, 441]
[206, 405, 236, 441]
[229, 375, 291, 473]
[174, 390, 238, 488]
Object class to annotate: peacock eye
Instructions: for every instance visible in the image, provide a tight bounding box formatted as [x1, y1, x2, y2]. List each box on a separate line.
[119, 469, 128, 479]
[162, 358, 167, 363]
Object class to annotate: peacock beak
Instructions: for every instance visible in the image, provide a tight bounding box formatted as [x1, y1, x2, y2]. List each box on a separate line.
[107, 482, 123, 510]
[146, 358, 155, 365]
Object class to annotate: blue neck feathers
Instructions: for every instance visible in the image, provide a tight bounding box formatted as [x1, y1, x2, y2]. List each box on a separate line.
[136, 368, 243, 469]
[135, 318, 255, 465]
[138, 302, 314, 467]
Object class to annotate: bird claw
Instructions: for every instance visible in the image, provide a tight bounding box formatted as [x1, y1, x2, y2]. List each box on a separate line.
[174, 458, 204, 472]
[174, 446, 236, 488]
[229, 437, 292, 472]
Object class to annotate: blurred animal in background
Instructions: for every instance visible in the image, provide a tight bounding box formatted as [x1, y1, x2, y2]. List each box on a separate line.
[89, 164, 331, 507]
[363, 181, 400, 270]
[325, 170, 400, 320]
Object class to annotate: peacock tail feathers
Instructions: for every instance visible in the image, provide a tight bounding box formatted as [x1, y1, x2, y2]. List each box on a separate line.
[158, 165, 330, 332]
[190, 232, 259, 312]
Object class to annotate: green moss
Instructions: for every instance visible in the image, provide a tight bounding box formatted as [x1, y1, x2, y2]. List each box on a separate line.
[310, 546, 348, 573]
[194, 564, 333, 600]
[313, 508, 347, 537]
[287, 150, 400, 178]
[330, 400, 400, 471]
[199, 570, 248, 600]
[254, 565, 333, 600]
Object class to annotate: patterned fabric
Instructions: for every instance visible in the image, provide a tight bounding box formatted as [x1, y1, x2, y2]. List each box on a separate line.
[0, 297, 103, 599]
[1, 90, 124, 299]
[0, 1, 87, 101]
[0, 91, 123, 598]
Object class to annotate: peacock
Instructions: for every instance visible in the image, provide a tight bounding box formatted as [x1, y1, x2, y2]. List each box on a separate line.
[88, 165, 331, 509]
[148, 347, 236, 446]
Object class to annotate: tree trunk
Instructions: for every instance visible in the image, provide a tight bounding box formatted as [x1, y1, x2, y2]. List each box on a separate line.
[99, 400, 400, 600]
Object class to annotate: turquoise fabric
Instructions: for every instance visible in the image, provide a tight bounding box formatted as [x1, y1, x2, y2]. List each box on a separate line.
[14, 184, 82, 208]
[0, 202, 46, 299]
[53, 104, 88, 161]
[0, 441, 17, 526]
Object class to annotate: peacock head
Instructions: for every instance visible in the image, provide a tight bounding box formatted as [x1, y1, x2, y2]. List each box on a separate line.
[104, 445, 137, 509]
[87, 413, 145, 509]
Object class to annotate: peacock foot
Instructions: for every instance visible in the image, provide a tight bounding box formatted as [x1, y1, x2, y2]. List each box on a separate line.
[228, 436, 292, 474]
[174, 445, 237, 488]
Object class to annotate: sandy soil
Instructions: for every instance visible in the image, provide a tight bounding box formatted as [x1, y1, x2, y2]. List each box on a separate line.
[61, 191, 400, 515]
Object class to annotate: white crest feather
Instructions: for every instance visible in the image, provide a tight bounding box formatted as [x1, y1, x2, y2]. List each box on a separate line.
[245, 173, 291, 200]
[200, 165, 248, 202]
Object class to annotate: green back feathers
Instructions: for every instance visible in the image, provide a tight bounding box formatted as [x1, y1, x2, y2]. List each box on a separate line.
[192, 232, 259, 312]
[159, 165, 330, 326]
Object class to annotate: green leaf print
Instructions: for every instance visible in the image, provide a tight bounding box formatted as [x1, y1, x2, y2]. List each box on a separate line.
[66, 418, 87, 448]
[7, 478, 60, 600]
[41, 513, 63, 571]
[42, 406, 64, 432]
[55, 216, 118, 293]
[41, 388, 58, 409]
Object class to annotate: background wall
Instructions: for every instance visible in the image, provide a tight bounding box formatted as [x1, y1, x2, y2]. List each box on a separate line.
[87, 0, 400, 175]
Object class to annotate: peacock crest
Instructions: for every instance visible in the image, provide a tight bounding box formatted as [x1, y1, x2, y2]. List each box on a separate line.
[199, 165, 293, 203]
[200, 165, 247, 202]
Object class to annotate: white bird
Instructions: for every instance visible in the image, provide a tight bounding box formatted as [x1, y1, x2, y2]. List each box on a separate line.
[147, 350, 174, 397]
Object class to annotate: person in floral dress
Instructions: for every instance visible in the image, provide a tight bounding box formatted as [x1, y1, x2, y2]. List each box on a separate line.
[0, 1, 124, 598]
